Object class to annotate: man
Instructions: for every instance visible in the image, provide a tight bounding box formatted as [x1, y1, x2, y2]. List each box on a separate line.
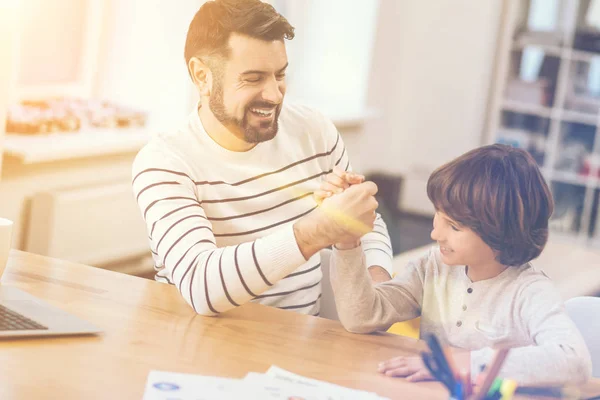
[132, 0, 393, 316]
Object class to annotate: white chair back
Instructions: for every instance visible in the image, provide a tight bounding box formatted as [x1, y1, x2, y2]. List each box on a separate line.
[565, 296, 600, 378]
[319, 249, 340, 321]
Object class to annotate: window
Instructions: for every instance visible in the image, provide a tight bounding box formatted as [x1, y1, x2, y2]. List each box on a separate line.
[270, 0, 380, 122]
[14, 0, 105, 99]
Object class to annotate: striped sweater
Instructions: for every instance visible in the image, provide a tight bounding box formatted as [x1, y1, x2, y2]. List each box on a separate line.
[131, 103, 393, 316]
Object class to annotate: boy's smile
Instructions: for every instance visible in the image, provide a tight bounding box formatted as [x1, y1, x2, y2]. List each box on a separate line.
[438, 245, 453, 256]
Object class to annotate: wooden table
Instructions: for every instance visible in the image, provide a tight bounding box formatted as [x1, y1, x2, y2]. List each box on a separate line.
[1, 250, 598, 400]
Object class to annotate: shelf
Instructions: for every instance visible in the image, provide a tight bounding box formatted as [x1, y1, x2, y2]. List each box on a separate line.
[501, 101, 599, 125]
[551, 170, 596, 188]
[491, 1, 600, 250]
[570, 49, 600, 63]
[502, 99, 553, 118]
[283, 94, 381, 129]
[2, 127, 153, 164]
[561, 109, 600, 125]
[512, 41, 563, 58]
[328, 107, 381, 129]
[511, 47, 600, 63]
[497, 127, 537, 138]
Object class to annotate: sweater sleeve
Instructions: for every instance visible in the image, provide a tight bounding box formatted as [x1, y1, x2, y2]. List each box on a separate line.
[132, 144, 307, 316]
[321, 113, 393, 276]
[330, 246, 427, 333]
[470, 279, 592, 386]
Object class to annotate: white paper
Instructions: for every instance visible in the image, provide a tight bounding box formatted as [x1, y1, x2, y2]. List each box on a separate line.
[143, 367, 390, 400]
[143, 370, 244, 400]
[243, 372, 333, 400]
[265, 366, 389, 400]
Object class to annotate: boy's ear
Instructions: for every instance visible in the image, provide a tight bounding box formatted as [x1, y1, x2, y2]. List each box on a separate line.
[188, 57, 212, 97]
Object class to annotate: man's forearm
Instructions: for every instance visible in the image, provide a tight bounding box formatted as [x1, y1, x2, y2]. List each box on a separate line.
[293, 216, 330, 260]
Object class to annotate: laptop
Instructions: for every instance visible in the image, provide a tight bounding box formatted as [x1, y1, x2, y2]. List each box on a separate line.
[0, 285, 102, 338]
[0, 217, 101, 338]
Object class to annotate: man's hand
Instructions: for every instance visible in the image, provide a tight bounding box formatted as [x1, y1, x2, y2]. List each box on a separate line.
[314, 166, 365, 203]
[315, 166, 365, 249]
[314, 166, 367, 252]
[314, 167, 391, 283]
[294, 181, 379, 259]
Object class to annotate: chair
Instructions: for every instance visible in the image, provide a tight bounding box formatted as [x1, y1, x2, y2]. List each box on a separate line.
[319, 248, 339, 321]
[565, 296, 600, 378]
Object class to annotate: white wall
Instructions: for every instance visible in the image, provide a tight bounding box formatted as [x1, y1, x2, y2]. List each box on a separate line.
[343, 0, 503, 215]
[95, 0, 201, 132]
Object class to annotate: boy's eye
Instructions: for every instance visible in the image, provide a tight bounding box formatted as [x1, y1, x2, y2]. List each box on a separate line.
[451, 225, 460, 232]
[276, 73, 286, 81]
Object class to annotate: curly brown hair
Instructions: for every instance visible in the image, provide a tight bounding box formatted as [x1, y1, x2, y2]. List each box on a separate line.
[427, 144, 554, 266]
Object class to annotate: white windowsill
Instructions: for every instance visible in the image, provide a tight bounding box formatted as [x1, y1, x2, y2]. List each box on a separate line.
[1, 104, 379, 165]
[328, 108, 381, 129]
[2, 127, 153, 164]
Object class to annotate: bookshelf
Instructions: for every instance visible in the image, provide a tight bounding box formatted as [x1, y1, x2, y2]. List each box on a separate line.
[486, 0, 600, 247]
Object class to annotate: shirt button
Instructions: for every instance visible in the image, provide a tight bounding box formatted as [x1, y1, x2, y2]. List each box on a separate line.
[462, 305, 467, 311]
[456, 321, 462, 327]
[467, 288, 473, 294]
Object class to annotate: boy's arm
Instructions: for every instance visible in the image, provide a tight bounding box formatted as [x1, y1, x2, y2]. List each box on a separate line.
[322, 115, 393, 281]
[470, 280, 592, 386]
[330, 246, 426, 333]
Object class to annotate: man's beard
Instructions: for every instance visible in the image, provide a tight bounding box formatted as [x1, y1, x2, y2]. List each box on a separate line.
[209, 80, 282, 144]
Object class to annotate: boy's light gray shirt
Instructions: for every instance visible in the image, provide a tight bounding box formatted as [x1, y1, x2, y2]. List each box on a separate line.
[330, 246, 592, 385]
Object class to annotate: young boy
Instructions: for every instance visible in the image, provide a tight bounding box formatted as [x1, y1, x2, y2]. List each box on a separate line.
[319, 144, 592, 385]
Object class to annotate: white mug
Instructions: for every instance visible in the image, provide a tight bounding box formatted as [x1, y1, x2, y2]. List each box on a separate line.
[0, 218, 14, 281]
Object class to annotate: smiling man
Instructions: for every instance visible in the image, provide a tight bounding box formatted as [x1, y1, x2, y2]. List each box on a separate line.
[131, 0, 393, 316]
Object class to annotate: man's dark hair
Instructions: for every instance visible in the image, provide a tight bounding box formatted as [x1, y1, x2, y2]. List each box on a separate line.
[184, 0, 294, 73]
[427, 144, 554, 266]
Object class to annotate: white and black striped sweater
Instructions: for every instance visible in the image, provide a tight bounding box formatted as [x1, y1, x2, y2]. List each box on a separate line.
[132, 103, 393, 316]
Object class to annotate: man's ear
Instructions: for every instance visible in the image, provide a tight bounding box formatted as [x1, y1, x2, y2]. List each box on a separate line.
[188, 57, 212, 96]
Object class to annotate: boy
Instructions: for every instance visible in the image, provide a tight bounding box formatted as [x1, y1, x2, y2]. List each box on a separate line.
[319, 144, 592, 385]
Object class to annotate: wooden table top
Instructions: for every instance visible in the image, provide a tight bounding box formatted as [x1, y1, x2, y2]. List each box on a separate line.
[1, 250, 598, 400]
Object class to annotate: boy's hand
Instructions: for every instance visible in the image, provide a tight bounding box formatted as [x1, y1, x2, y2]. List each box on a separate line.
[314, 166, 365, 204]
[377, 356, 433, 382]
[378, 350, 471, 383]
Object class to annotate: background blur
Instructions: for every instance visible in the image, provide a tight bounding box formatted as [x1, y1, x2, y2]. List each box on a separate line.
[0, 0, 599, 290]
